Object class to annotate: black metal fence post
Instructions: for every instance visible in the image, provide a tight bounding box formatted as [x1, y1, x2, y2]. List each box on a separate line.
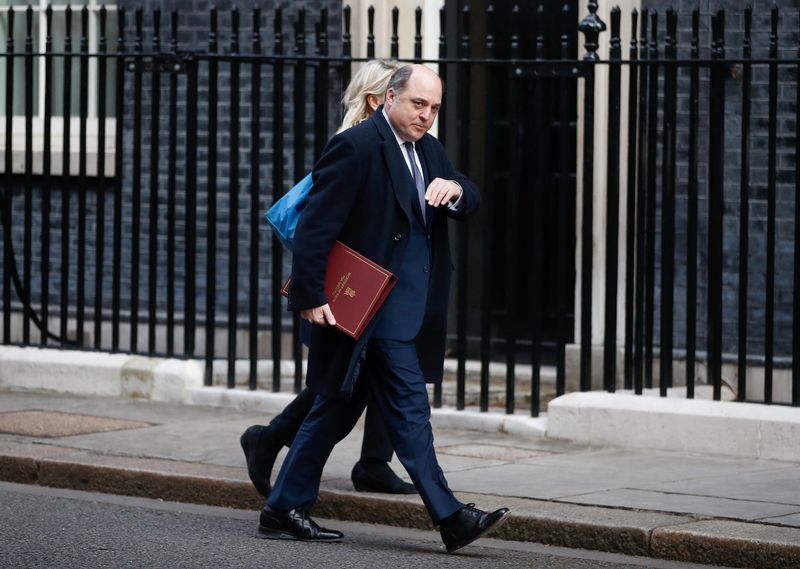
[94, 6, 109, 350]
[633, 8, 648, 396]
[111, 8, 125, 352]
[457, 4, 472, 410]
[794, 8, 800, 407]
[765, 6, 779, 404]
[184, 49, 199, 358]
[204, 7, 219, 386]
[147, 9, 162, 356]
[227, 8, 241, 389]
[707, 11, 726, 401]
[503, 2, 519, 414]
[313, 9, 329, 159]
[659, 9, 677, 396]
[129, 9, 143, 353]
[480, 2, 495, 415]
[292, 9, 307, 393]
[3, 7, 13, 345]
[556, 2, 572, 398]
[60, 6, 74, 347]
[644, 11, 658, 391]
[22, 6, 33, 345]
[76, 7, 89, 348]
[578, 0, 606, 391]
[603, 7, 621, 393]
[165, 10, 179, 357]
[529, 3, 546, 416]
[249, 7, 262, 391]
[271, 8, 285, 393]
[685, 9, 699, 399]
[622, 8, 638, 391]
[433, 3, 446, 409]
[41, 6, 54, 346]
[739, 7, 753, 402]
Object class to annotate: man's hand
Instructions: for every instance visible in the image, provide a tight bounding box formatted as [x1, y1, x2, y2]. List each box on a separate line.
[425, 178, 462, 208]
[300, 304, 337, 327]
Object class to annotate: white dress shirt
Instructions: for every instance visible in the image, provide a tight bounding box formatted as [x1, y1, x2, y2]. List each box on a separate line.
[382, 108, 463, 210]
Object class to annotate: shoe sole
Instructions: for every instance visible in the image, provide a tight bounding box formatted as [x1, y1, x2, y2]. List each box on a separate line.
[351, 478, 382, 493]
[258, 525, 300, 540]
[445, 510, 512, 554]
[258, 525, 343, 542]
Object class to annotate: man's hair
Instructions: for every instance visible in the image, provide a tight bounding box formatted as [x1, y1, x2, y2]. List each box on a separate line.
[387, 64, 445, 97]
[386, 65, 414, 95]
[337, 59, 403, 133]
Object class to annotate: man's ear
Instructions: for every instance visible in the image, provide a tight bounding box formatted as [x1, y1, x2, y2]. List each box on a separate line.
[385, 88, 396, 108]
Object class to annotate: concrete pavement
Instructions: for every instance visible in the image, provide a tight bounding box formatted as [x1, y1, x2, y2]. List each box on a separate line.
[0, 388, 799, 568]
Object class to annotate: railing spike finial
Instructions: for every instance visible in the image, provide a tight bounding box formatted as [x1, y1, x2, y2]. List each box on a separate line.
[414, 6, 422, 61]
[439, 5, 446, 44]
[367, 5, 375, 58]
[391, 6, 399, 59]
[578, 0, 606, 61]
[343, 5, 351, 39]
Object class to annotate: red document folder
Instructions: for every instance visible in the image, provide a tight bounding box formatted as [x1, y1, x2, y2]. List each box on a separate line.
[281, 241, 397, 339]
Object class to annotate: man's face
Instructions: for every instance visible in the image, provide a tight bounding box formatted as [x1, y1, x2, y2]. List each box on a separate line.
[385, 67, 442, 142]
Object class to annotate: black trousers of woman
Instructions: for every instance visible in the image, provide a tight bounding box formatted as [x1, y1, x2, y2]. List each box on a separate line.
[267, 387, 392, 462]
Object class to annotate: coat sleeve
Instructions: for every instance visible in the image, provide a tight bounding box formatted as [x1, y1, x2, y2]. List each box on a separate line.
[288, 134, 364, 311]
[444, 171, 480, 220]
[427, 137, 480, 220]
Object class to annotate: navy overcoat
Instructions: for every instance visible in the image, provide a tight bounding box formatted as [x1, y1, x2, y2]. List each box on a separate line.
[288, 108, 480, 396]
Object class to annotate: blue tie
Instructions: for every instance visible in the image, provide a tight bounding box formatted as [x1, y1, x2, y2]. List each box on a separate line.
[403, 142, 426, 222]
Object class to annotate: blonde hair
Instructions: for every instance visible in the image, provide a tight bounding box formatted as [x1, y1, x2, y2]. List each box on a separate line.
[337, 59, 403, 133]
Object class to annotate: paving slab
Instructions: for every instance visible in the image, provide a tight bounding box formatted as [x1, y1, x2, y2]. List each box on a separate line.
[0, 410, 152, 437]
[0, 390, 259, 424]
[642, 467, 800, 507]
[558, 488, 800, 521]
[442, 452, 784, 502]
[38, 417, 264, 467]
[517, 448, 794, 479]
[757, 513, 800, 528]
[651, 519, 800, 569]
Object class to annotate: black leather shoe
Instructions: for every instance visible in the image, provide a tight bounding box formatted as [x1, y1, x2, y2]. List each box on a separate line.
[439, 503, 511, 553]
[240, 425, 282, 497]
[351, 460, 416, 494]
[258, 506, 343, 541]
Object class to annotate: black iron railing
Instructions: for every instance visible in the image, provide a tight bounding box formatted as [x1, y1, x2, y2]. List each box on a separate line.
[2, 2, 800, 414]
[603, 5, 800, 406]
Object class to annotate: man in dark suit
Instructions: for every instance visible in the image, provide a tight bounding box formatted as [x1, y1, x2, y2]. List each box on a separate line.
[258, 64, 510, 554]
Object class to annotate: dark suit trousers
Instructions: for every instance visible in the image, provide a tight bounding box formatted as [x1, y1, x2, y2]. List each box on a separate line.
[267, 338, 463, 523]
[268, 385, 393, 462]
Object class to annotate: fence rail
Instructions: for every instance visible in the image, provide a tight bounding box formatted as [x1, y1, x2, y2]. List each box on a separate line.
[2, 1, 800, 413]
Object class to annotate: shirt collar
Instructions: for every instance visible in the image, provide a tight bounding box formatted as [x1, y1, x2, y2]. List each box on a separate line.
[382, 107, 414, 149]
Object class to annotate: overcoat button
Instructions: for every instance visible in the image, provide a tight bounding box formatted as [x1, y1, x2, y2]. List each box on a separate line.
[393, 233, 402, 241]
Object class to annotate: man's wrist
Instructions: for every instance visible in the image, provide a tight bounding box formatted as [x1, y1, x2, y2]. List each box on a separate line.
[448, 182, 464, 209]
